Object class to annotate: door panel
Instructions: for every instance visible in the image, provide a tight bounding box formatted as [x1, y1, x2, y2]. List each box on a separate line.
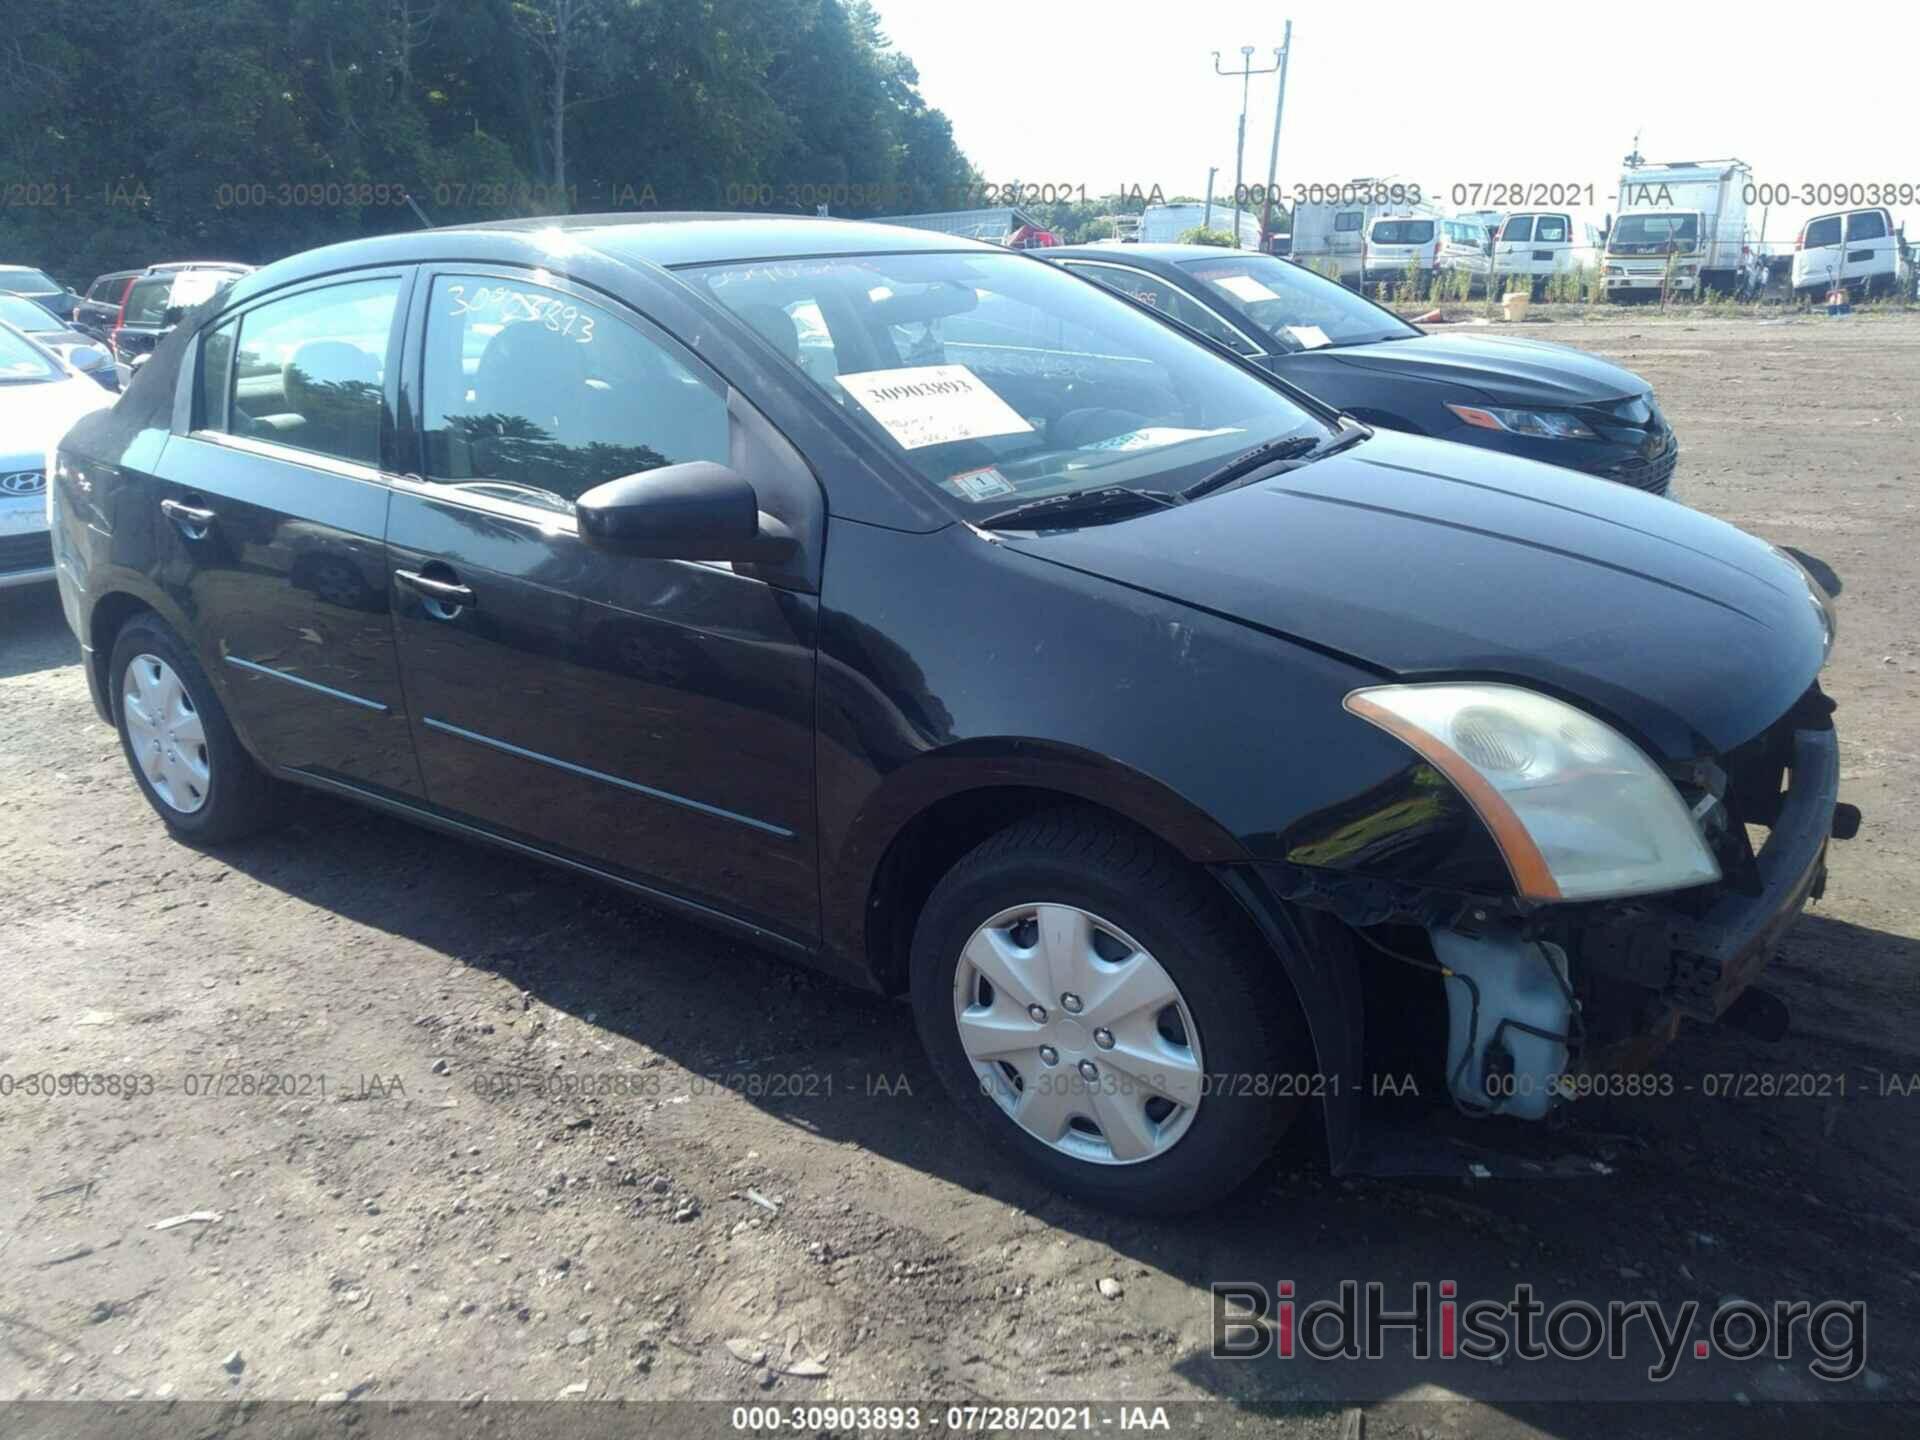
[151, 270, 422, 796]
[387, 268, 821, 943]
[387, 499, 820, 939]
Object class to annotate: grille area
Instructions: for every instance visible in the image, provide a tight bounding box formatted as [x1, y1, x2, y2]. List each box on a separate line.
[0, 531, 54, 575]
[1605, 447, 1679, 495]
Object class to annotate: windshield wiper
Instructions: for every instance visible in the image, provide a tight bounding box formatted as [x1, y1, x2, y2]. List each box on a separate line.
[1180, 425, 1369, 501]
[977, 485, 1178, 531]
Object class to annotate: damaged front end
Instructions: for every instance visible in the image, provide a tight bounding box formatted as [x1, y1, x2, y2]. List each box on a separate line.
[1242, 679, 1853, 1162]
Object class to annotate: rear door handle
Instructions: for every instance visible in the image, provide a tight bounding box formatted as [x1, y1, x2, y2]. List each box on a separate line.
[160, 496, 217, 537]
[394, 568, 475, 608]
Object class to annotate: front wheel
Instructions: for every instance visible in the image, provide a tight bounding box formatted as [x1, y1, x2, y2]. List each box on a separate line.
[910, 811, 1313, 1214]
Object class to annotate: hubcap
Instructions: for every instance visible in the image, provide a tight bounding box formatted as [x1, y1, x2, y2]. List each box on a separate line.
[953, 903, 1204, 1166]
[122, 654, 210, 814]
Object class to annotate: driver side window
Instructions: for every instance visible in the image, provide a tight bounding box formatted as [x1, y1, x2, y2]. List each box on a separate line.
[418, 275, 729, 514]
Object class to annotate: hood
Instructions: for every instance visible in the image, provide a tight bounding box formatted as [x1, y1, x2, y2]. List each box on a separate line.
[0, 371, 116, 466]
[1002, 430, 1827, 759]
[1323, 333, 1648, 408]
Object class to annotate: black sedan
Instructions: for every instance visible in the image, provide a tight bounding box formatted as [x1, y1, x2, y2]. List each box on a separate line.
[1045, 244, 1680, 496]
[0, 291, 119, 390]
[51, 215, 1844, 1213]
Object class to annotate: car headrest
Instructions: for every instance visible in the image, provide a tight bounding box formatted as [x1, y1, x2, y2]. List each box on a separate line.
[473, 321, 589, 422]
[284, 341, 380, 418]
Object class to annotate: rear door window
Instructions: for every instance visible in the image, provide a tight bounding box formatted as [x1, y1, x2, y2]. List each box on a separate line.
[1846, 210, 1888, 242]
[1502, 215, 1534, 243]
[1334, 211, 1363, 233]
[1804, 215, 1843, 248]
[1535, 215, 1569, 243]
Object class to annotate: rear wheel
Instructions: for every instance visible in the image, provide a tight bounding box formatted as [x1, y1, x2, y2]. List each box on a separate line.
[910, 810, 1312, 1214]
[109, 614, 279, 842]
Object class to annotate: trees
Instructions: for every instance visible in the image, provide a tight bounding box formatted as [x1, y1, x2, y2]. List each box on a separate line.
[0, 0, 973, 282]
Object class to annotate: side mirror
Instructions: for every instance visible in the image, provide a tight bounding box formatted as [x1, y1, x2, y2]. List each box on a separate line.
[575, 461, 795, 563]
[66, 345, 109, 371]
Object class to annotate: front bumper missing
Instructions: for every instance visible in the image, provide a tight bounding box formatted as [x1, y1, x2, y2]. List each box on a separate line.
[1659, 726, 1838, 1021]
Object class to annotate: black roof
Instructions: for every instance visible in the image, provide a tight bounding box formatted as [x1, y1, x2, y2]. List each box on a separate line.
[222, 212, 995, 312]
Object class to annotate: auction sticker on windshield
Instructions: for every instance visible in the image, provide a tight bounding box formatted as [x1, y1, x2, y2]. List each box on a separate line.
[1082, 426, 1239, 452]
[1212, 273, 1280, 304]
[836, 365, 1034, 450]
[1286, 325, 1332, 349]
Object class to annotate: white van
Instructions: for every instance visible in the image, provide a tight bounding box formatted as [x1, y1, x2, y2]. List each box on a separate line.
[1791, 207, 1906, 298]
[1490, 211, 1599, 284]
[1436, 217, 1494, 291]
[1361, 215, 1441, 284]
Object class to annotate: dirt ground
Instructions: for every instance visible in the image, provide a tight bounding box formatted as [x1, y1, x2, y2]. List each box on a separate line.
[1, 311, 1916, 1438]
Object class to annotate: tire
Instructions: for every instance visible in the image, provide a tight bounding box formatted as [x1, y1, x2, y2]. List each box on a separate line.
[909, 809, 1312, 1215]
[109, 613, 279, 842]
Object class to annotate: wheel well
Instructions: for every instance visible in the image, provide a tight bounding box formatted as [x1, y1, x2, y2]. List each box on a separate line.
[88, 592, 155, 713]
[864, 787, 1200, 995]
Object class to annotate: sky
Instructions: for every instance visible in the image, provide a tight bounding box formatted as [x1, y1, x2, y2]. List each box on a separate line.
[866, 0, 1920, 248]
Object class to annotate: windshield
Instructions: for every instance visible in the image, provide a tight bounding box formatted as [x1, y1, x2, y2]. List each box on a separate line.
[0, 268, 61, 294]
[1609, 213, 1700, 254]
[1176, 253, 1418, 351]
[0, 325, 63, 383]
[0, 294, 60, 332]
[689, 250, 1327, 512]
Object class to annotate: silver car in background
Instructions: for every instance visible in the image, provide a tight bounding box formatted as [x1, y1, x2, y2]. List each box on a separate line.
[0, 320, 115, 589]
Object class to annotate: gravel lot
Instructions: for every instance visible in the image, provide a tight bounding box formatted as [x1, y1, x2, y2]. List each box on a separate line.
[1, 311, 1915, 1437]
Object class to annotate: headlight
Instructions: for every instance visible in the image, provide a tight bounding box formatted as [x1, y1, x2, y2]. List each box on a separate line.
[1345, 683, 1722, 902]
[1445, 404, 1597, 440]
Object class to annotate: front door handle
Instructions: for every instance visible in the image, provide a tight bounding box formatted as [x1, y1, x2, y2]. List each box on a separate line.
[160, 496, 217, 538]
[394, 568, 475, 610]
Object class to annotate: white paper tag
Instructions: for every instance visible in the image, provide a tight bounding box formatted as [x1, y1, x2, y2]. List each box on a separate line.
[1286, 325, 1332, 349]
[835, 365, 1033, 451]
[1213, 274, 1281, 304]
[944, 466, 1017, 500]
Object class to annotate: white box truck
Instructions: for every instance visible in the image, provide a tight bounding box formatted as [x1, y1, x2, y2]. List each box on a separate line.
[1603, 159, 1753, 300]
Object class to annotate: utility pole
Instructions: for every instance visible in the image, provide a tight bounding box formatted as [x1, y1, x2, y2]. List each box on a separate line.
[1258, 21, 1293, 252]
[1203, 166, 1219, 232]
[1213, 44, 1282, 248]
